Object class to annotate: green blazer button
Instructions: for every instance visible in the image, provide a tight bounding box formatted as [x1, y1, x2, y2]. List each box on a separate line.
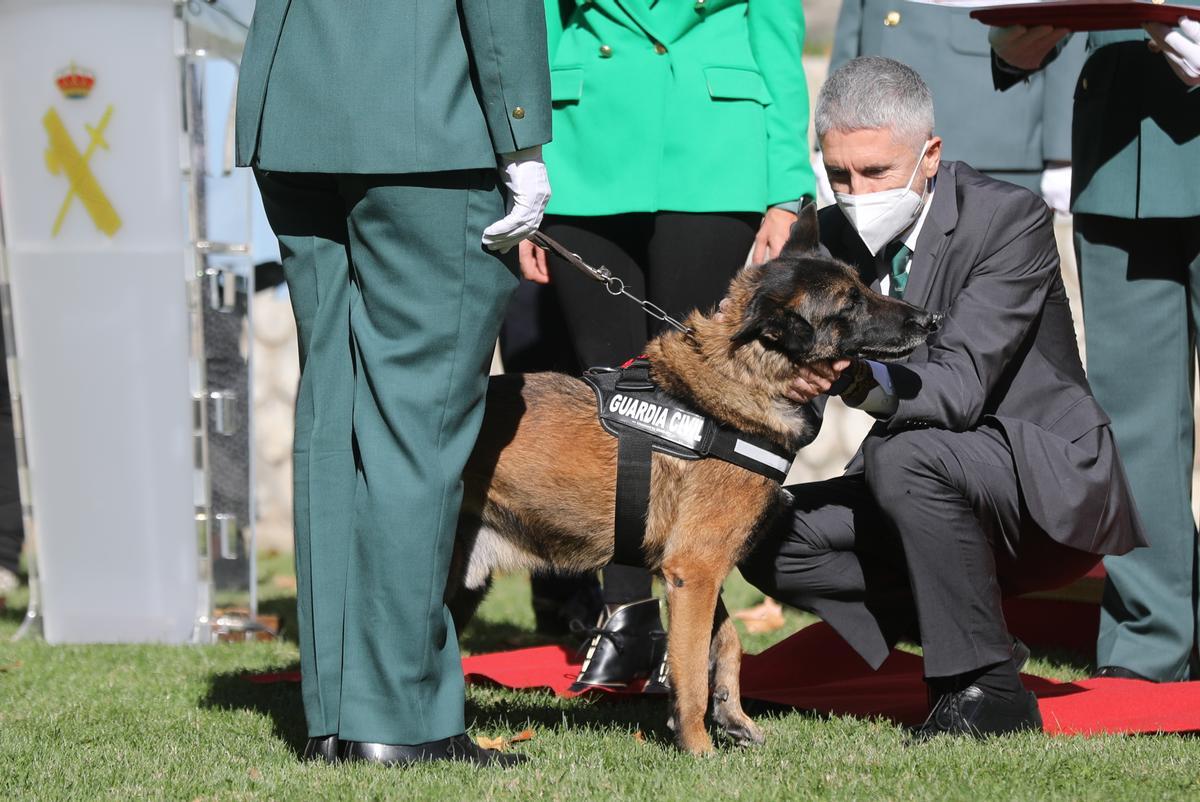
[599, 44, 613, 58]
[512, 106, 525, 119]
[884, 11, 901, 25]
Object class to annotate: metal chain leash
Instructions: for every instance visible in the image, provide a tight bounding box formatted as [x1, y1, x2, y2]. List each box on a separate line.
[529, 231, 696, 339]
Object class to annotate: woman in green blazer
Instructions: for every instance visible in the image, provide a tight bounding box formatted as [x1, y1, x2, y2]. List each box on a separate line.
[519, 0, 816, 691]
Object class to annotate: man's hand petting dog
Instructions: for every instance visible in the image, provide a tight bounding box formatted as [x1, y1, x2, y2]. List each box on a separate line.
[715, 298, 851, 403]
[785, 359, 852, 403]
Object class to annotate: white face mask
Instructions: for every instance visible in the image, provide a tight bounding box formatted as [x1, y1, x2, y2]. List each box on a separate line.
[834, 141, 931, 256]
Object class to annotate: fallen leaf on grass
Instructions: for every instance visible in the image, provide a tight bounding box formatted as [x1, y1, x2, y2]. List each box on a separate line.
[247, 768, 262, 781]
[0, 662, 22, 672]
[633, 731, 646, 743]
[476, 729, 536, 751]
[732, 597, 785, 634]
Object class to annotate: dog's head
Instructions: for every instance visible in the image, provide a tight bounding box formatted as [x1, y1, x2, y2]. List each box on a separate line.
[729, 205, 938, 362]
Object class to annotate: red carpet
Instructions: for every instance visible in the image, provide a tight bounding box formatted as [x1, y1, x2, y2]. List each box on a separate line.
[457, 623, 1200, 736]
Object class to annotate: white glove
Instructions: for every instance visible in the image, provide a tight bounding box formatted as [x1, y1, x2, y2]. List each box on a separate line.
[1040, 165, 1072, 215]
[1146, 18, 1200, 87]
[810, 151, 835, 208]
[482, 145, 551, 253]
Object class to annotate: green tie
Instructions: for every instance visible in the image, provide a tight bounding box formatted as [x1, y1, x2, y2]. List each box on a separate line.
[885, 242, 913, 299]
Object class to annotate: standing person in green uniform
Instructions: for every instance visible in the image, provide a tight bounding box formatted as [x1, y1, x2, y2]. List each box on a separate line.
[518, 0, 815, 691]
[828, 0, 1086, 205]
[235, 0, 551, 766]
[989, 15, 1200, 682]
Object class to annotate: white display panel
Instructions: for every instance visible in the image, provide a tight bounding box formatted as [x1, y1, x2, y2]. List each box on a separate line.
[0, 0, 197, 642]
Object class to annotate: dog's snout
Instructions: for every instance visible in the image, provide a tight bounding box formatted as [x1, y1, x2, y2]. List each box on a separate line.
[904, 309, 940, 334]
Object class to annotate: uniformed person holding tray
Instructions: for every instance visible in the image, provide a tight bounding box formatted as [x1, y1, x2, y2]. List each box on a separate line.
[989, 10, 1200, 684]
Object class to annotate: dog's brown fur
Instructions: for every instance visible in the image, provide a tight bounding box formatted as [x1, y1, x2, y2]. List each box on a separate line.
[449, 206, 936, 754]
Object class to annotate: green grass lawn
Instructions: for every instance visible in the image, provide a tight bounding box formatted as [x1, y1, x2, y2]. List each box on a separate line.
[2, 554, 1199, 801]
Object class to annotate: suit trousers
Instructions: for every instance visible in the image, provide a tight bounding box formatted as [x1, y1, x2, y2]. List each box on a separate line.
[1076, 213, 1200, 681]
[739, 424, 1099, 677]
[255, 169, 517, 743]
[544, 211, 759, 603]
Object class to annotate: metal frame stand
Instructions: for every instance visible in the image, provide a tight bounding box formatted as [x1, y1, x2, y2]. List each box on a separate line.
[179, 0, 264, 643]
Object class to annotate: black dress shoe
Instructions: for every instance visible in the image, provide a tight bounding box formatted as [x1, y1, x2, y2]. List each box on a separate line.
[302, 735, 339, 763]
[917, 685, 1043, 740]
[928, 639, 1031, 710]
[339, 734, 527, 768]
[1092, 665, 1157, 682]
[569, 598, 666, 692]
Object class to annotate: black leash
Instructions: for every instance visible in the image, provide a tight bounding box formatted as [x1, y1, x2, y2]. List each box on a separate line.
[529, 231, 696, 341]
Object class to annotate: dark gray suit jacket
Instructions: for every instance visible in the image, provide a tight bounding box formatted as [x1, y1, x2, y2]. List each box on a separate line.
[830, 161, 1146, 556]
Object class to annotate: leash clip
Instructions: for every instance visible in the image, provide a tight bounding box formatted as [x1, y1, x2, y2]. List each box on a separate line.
[530, 231, 696, 341]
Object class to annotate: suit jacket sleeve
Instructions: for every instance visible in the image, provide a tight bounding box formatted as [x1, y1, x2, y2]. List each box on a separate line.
[991, 35, 1075, 91]
[749, 0, 816, 204]
[1040, 33, 1087, 162]
[883, 193, 1060, 432]
[460, 0, 553, 154]
[829, 0, 863, 76]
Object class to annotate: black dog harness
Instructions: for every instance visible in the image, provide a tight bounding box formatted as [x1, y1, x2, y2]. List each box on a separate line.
[582, 358, 795, 567]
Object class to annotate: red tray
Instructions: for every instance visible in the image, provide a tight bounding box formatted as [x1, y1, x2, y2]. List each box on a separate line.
[971, 0, 1195, 32]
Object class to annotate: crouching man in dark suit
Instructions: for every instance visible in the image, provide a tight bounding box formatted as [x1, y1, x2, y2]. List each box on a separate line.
[738, 56, 1147, 739]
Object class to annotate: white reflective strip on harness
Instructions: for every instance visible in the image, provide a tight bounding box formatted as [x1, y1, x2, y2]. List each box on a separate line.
[733, 439, 791, 474]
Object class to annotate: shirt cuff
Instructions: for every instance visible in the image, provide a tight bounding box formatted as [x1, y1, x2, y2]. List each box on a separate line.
[771, 200, 802, 214]
[846, 361, 899, 417]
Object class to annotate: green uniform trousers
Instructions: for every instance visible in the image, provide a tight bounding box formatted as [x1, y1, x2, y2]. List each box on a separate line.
[1075, 213, 1200, 681]
[255, 169, 517, 743]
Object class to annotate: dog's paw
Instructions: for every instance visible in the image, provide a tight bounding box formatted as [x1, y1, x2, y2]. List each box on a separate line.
[720, 717, 766, 748]
[712, 693, 766, 747]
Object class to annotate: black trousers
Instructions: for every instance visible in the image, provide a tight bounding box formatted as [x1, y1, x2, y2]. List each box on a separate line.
[543, 211, 760, 603]
[739, 424, 1099, 678]
[544, 212, 759, 367]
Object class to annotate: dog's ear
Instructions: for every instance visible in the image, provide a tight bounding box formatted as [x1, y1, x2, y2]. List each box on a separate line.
[730, 286, 774, 346]
[779, 202, 820, 257]
[731, 292, 815, 357]
[768, 311, 816, 358]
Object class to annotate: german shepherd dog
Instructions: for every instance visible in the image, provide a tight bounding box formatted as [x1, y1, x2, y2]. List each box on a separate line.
[449, 206, 937, 754]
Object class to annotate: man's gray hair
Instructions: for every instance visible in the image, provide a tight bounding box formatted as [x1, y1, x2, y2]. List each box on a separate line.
[815, 56, 935, 145]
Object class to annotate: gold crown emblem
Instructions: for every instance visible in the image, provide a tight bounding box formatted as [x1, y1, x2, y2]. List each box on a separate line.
[56, 62, 95, 100]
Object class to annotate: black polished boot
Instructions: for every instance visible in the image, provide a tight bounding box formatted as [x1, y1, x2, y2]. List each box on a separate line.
[339, 734, 527, 767]
[569, 598, 666, 692]
[642, 635, 671, 695]
[302, 735, 339, 763]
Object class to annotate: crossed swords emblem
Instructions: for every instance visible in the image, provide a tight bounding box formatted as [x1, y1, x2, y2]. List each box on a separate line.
[43, 104, 122, 238]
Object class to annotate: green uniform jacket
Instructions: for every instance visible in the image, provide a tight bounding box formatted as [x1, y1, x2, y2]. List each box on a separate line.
[235, 0, 552, 172]
[996, 4, 1200, 218]
[832, 1, 1085, 171]
[543, 0, 815, 215]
